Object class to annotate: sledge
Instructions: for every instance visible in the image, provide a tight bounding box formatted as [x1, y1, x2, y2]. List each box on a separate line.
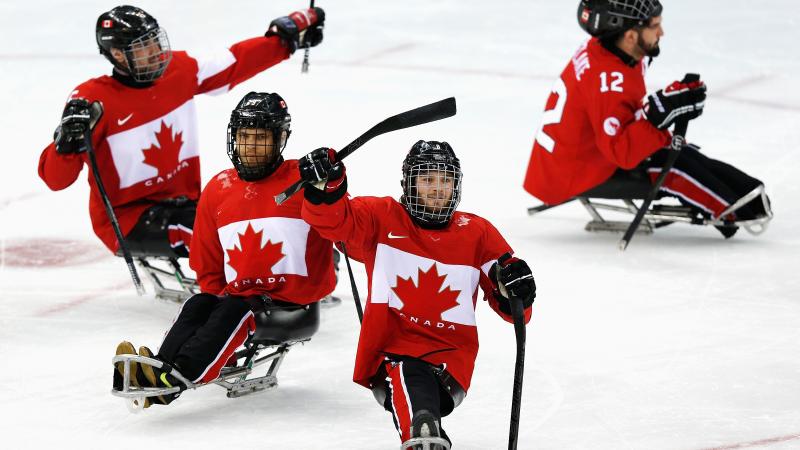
[111, 299, 320, 412]
[528, 168, 773, 238]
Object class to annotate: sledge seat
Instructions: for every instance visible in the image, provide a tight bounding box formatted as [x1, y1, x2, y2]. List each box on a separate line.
[579, 168, 652, 200]
[251, 300, 320, 346]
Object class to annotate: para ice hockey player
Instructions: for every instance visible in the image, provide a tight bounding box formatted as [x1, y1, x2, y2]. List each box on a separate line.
[38, 4, 325, 257]
[298, 141, 536, 449]
[523, 0, 771, 238]
[113, 92, 336, 407]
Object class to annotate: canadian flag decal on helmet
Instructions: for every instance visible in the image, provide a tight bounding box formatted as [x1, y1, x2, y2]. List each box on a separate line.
[102, 19, 113, 28]
[580, 9, 590, 23]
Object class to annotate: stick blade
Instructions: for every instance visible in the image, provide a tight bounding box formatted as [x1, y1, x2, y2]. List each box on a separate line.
[396, 97, 456, 128]
[336, 97, 457, 161]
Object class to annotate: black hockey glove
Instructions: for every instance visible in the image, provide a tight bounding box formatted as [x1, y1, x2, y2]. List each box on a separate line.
[54, 99, 103, 154]
[299, 147, 346, 204]
[266, 7, 325, 54]
[491, 254, 536, 311]
[645, 74, 706, 130]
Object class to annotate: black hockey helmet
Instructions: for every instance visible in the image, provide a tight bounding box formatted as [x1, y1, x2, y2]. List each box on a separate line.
[227, 92, 292, 181]
[96, 5, 172, 82]
[401, 140, 463, 228]
[577, 0, 663, 37]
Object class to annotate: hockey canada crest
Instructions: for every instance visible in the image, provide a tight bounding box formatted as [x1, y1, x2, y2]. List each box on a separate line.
[226, 223, 286, 285]
[392, 263, 461, 330]
[141, 121, 189, 186]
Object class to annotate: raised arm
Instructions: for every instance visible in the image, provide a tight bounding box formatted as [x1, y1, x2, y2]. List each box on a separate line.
[190, 7, 325, 96]
[298, 148, 380, 249]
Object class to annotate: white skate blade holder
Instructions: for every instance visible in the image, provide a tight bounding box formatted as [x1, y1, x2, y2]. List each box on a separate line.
[401, 436, 451, 450]
[112, 354, 192, 413]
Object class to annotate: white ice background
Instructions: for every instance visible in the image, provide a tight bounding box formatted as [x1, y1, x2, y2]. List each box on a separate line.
[1, 1, 799, 449]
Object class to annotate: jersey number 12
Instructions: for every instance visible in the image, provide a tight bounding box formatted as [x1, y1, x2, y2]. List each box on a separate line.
[600, 72, 624, 93]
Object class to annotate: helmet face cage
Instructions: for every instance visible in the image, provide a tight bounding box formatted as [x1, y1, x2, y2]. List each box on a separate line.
[95, 6, 171, 82]
[607, 0, 662, 21]
[123, 28, 172, 82]
[402, 142, 463, 227]
[227, 119, 291, 181]
[226, 92, 291, 181]
[578, 0, 662, 37]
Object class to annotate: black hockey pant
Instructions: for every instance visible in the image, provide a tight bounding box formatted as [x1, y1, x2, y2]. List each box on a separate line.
[124, 197, 196, 258]
[157, 293, 258, 383]
[646, 146, 766, 220]
[375, 356, 462, 445]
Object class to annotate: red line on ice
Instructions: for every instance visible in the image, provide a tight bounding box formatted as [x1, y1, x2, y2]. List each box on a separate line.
[33, 281, 133, 317]
[713, 95, 800, 112]
[701, 432, 800, 450]
[347, 43, 418, 65]
[0, 53, 96, 60]
[713, 74, 773, 96]
[321, 58, 552, 81]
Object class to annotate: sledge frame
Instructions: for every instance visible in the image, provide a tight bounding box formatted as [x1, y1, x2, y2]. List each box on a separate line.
[529, 180, 772, 237]
[136, 256, 199, 302]
[111, 339, 308, 410]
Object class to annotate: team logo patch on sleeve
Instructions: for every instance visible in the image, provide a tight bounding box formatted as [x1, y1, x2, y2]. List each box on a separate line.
[603, 117, 621, 136]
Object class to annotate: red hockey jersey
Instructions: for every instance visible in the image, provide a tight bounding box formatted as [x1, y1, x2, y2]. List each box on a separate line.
[523, 37, 671, 205]
[38, 37, 290, 252]
[302, 195, 533, 392]
[190, 161, 336, 303]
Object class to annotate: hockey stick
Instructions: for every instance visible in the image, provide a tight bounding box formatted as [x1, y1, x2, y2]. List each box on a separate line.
[619, 73, 699, 251]
[497, 253, 528, 450]
[338, 242, 363, 323]
[83, 132, 145, 295]
[274, 97, 457, 205]
[508, 295, 526, 450]
[301, 0, 314, 73]
[527, 198, 575, 216]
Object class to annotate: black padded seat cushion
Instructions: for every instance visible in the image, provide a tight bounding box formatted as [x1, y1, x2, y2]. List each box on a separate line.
[579, 168, 653, 199]
[251, 300, 320, 345]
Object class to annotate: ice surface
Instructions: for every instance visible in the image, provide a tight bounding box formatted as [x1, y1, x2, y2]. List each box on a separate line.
[1, 1, 798, 449]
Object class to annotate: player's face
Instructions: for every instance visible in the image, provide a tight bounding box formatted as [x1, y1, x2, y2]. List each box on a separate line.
[636, 15, 664, 57]
[128, 35, 167, 75]
[414, 170, 454, 213]
[236, 127, 276, 168]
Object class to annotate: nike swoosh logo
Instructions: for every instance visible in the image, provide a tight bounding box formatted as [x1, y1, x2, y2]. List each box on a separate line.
[117, 113, 133, 126]
[388, 232, 407, 239]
